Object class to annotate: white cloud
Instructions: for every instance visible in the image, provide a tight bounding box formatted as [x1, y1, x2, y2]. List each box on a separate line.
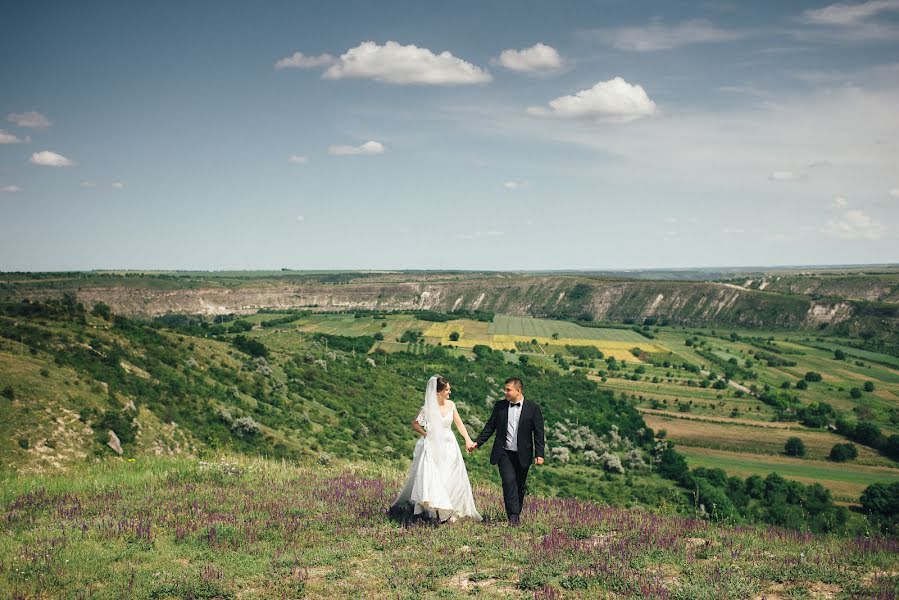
[808, 160, 832, 168]
[296, 215, 305, 222]
[527, 77, 657, 122]
[111, 182, 124, 190]
[803, 0, 899, 25]
[664, 217, 678, 224]
[832, 196, 849, 208]
[0, 129, 29, 144]
[7, 111, 51, 129]
[1, 185, 21, 193]
[494, 43, 563, 72]
[889, 188, 899, 198]
[822, 208, 887, 239]
[274, 52, 335, 70]
[288, 155, 308, 164]
[799, 1, 899, 41]
[503, 181, 520, 190]
[602, 19, 744, 52]
[323, 41, 491, 85]
[29, 150, 74, 167]
[80, 180, 96, 188]
[457, 230, 505, 240]
[327, 140, 385, 156]
[769, 170, 805, 182]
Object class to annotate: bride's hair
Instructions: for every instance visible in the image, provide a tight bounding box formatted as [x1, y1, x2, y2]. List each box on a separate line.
[435, 376, 450, 392]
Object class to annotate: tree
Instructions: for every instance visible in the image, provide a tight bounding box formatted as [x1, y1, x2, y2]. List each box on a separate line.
[886, 434, 899, 461]
[449, 331, 460, 342]
[232, 335, 268, 358]
[850, 387, 863, 399]
[860, 482, 899, 533]
[829, 443, 858, 462]
[91, 301, 112, 320]
[804, 372, 822, 382]
[833, 349, 846, 360]
[796, 379, 808, 390]
[864, 381, 875, 393]
[784, 437, 806, 457]
[854, 421, 884, 448]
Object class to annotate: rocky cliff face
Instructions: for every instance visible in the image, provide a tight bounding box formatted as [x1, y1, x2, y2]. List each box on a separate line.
[735, 274, 899, 302]
[6, 275, 896, 335]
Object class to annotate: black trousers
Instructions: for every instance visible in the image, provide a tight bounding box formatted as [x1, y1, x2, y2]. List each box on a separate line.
[497, 449, 530, 518]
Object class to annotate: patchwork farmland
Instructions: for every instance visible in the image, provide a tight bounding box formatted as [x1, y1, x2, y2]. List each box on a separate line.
[243, 310, 899, 502]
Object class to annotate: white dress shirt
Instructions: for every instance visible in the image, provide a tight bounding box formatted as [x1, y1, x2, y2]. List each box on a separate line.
[504, 398, 524, 451]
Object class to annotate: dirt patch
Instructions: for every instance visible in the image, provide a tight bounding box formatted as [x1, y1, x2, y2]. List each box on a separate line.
[645, 564, 680, 589]
[445, 572, 518, 595]
[807, 582, 841, 598]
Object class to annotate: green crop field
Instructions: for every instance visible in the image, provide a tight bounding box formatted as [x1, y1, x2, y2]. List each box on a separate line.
[489, 315, 647, 342]
[678, 447, 899, 502]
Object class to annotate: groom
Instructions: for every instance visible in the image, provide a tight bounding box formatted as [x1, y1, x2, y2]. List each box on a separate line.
[469, 377, 545, 526]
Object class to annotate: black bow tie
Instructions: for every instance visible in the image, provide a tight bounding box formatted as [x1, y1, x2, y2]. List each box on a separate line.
[509, 402, 521, 408]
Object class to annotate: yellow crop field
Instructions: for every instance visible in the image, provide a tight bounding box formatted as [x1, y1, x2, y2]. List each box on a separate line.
[494, 336, 667, 361]
[425, 319, 492, 347]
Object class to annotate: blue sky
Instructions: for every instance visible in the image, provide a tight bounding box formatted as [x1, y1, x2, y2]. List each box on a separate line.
[1, 0, 898, 271]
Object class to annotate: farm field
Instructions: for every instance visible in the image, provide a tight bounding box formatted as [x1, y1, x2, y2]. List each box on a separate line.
[641, 413, 892, 466]
[677, 447, 899, 503]
[232, 310, 899, 503]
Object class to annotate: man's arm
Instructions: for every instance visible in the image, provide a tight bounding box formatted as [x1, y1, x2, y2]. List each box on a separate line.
[473, 402, 500, 448]
[533, 404, 545, 464]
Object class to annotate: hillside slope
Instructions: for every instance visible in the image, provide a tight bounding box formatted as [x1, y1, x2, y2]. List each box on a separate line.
[4, 273, 898, 338]
[2, 454, 897, 599]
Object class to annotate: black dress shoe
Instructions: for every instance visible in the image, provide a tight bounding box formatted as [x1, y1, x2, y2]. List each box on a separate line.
[509, 514, 521, 527]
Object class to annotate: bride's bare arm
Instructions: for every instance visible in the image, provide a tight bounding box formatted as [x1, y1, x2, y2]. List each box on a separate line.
[412, 409, 427, 437]
[452, 404, 473, 445]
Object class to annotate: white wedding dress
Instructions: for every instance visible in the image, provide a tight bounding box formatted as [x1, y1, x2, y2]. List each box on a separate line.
[392, 397, 481, 522]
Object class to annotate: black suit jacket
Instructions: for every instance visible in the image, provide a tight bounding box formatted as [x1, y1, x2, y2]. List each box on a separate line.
[474, 399, 545, 469]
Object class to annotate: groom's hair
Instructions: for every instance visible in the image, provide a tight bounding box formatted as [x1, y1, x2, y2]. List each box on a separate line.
[504, 377, 523, 392]
[436, 376, 450, 392]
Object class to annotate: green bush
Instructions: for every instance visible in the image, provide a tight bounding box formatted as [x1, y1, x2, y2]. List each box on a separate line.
[829, 443, 858, 462]
[784, 437, 806, 457]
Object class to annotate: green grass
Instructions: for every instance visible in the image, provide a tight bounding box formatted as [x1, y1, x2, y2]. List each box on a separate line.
[489, 315, 647, 342]
[1, 453, 896, 599]
[678, 447, 899, 502]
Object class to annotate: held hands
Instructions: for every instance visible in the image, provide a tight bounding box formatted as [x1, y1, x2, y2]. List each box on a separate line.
[535, 457, 544, 466]
[465, 441, 477, 454]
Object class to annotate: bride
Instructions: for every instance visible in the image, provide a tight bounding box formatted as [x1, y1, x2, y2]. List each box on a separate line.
[390, 375, 481, 523]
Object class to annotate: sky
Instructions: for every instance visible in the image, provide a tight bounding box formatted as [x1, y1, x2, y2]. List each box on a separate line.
[1, 0, 898, 271]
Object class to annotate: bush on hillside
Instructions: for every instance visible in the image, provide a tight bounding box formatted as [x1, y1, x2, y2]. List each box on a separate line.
[829, 443, 858, 462]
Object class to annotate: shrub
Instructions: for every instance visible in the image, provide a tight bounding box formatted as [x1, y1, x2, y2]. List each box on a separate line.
[449, 331, 460, 342]
[232, 335, 268, 358]
[599, 452, 624, 473]
[784, 437, 806, 457]
[804, 372, 822, 382]
[863, 381, 875, 392]
[860, 482, 899, 533]
[550, 446, 571, 464]
[91, 302, 111, 320]
[829, 443, 858, 462]
[854, 421, 884, 448]
[232, 416, 261, 436]
[850, 387, 863, 399]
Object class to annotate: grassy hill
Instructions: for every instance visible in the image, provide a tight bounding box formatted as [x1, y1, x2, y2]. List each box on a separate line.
[2, 295, 899, 596]
[1, 453, 897, 599]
